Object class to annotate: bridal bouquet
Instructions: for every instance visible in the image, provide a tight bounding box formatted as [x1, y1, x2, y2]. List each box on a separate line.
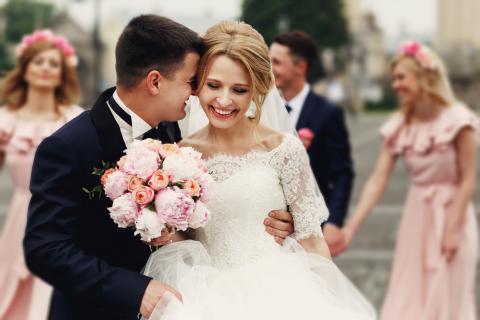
[97, 139, 215, 242]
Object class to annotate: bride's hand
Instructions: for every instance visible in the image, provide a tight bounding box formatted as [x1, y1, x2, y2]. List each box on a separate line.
[140, 280, 183, 318]
[147, 229, 188, 247]
[264, 210, 294, 244]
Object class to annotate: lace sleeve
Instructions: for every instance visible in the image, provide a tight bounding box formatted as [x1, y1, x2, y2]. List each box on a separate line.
[276, 135, 329, 240]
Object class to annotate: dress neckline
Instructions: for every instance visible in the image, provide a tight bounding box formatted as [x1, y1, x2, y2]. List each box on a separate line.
[204, 133, 291, 163]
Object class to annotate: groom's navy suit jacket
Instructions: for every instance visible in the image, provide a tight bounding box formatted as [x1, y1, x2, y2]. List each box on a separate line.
[23, 88, 181, 320]
[296, 90, 353, 227]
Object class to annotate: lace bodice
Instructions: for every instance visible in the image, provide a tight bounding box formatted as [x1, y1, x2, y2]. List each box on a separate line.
[195, 134, 329, 269]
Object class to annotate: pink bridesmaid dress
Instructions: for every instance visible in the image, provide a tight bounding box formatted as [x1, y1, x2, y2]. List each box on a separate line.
[0, 105, 83, 320]
[379, 104, 479, 320]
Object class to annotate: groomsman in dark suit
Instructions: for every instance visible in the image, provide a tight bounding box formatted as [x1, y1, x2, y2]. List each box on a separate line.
[270, 31, 354, 256]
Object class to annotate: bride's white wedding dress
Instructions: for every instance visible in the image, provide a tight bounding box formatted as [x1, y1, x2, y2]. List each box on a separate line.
[144, 134, 376, 319]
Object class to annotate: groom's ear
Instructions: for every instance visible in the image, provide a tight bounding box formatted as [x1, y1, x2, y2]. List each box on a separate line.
[145, 70, 163, 95]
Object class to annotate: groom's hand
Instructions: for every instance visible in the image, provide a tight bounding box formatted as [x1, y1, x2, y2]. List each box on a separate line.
[264, 210, 294, 245]
[140, 280, 183, 318]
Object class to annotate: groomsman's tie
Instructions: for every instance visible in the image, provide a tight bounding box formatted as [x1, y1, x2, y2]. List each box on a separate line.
[285, 104, 292, 113]
[108, 96, 174, 142]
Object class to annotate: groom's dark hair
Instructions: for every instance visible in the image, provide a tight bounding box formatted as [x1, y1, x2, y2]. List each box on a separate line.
[115, 15, 203, 88]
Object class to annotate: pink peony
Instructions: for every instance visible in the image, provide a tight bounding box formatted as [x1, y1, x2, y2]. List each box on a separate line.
[104, 170, 129, 200]
[123, 141, 160, 180]
[148, 170, 169, 191]
[178, 146, 202, 160]
[154, 188, 195, 231]
[133, 186, 155, 205]
[188, 201, 210, 229]
[134, 208, 166, 242]
[196, 173, 216, 203]
[142, 138, 163, 153]
[162, 154, 203, 182]
[108, 193, 139, 228]
[117, 155, 128, 171]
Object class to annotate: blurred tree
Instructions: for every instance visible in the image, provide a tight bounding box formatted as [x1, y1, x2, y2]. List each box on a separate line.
[0, 37, 13, 72]
[241, 0, 349, 80]
[3, 0, 54, 42]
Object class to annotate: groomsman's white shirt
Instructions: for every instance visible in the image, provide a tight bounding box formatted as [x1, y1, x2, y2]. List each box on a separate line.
[283, 83, 310, 126]
[107, 90, 152, 147]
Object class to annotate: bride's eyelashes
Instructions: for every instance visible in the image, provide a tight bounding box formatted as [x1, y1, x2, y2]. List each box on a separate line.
[205, 82, 250, 95]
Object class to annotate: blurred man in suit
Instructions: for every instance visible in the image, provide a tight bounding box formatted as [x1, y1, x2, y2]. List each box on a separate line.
[270, 31, 354, 256]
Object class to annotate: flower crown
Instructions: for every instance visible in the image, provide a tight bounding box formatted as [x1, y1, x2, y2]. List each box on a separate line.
[396, 41, 437, 71]
[15, 29, 78, 67]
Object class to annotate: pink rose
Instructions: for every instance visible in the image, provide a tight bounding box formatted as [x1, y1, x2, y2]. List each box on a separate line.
[108, 193, 139, 228]
[133, 186, 155, 205]
[123, 141, 160, 180]
[104, 170, 129, 200]
[134, 208, 166, 242]
[188, 201, 210, 229]
[128, 176, 143, 192]
[183, 179, 201, 197]
[148, 170, 169, 191]
[159, 143, 180, 158]
[298, 128, 314, 149]
[154, 188, 195, 231]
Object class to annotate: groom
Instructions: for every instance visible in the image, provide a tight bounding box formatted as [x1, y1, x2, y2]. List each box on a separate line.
[23, 15, 294, 320]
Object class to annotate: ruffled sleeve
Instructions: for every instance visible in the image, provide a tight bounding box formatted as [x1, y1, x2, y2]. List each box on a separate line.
[379, 105, 480, 155]
[275, 135, 329, 241]
[435, 104, 479, 146]
[0, 107, 16, 152]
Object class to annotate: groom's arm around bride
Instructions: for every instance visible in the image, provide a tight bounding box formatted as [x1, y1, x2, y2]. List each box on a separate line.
[23, 15, 203, 320]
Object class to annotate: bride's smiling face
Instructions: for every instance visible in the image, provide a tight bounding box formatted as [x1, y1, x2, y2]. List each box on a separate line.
[198, 55, 253, 129]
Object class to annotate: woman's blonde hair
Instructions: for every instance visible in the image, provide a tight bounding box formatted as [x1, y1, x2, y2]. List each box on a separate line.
[0, 41, 81, 112]
[390, 43, 456, 121]
[196, 20, 274, 122]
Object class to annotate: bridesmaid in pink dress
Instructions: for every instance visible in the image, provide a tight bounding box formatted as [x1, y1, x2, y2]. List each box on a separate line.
[342, 41, 479, 319]
[0, 30, 83, 320]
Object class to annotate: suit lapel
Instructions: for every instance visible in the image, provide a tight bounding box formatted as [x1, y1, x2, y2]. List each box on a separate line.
[296, 89, 316, 130]
[90, 87, 127, 164]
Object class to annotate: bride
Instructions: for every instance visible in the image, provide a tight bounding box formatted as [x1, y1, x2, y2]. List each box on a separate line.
[143, 20, 376, 319]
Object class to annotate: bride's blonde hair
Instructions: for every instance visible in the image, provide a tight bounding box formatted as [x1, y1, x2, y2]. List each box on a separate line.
[196, 20, 274, 122]
[390, 42, 457, 121]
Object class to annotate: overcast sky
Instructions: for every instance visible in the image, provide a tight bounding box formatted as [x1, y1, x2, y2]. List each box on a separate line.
[0, 0, 436, 39]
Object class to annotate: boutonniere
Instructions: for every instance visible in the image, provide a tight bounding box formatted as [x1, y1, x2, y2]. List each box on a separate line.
[82, 161, 115, 200]
[298, 128, 314, 149]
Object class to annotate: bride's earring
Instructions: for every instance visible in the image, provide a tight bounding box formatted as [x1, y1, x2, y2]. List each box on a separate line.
[245, 101, 256, 119]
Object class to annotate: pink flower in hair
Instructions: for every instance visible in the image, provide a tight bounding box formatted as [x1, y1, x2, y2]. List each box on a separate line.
[15, 29, 78, 67]
[396, 41, 436, 71]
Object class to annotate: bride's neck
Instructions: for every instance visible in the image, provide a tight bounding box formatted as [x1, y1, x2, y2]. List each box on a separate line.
[207, 118, 258, 153]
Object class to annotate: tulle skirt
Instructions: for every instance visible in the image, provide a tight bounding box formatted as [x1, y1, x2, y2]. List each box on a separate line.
[143, 238, 376, 320]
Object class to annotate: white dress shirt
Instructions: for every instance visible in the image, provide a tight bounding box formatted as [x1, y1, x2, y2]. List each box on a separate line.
[283, 83, 311, 127]
[107, 90, 153, 147]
